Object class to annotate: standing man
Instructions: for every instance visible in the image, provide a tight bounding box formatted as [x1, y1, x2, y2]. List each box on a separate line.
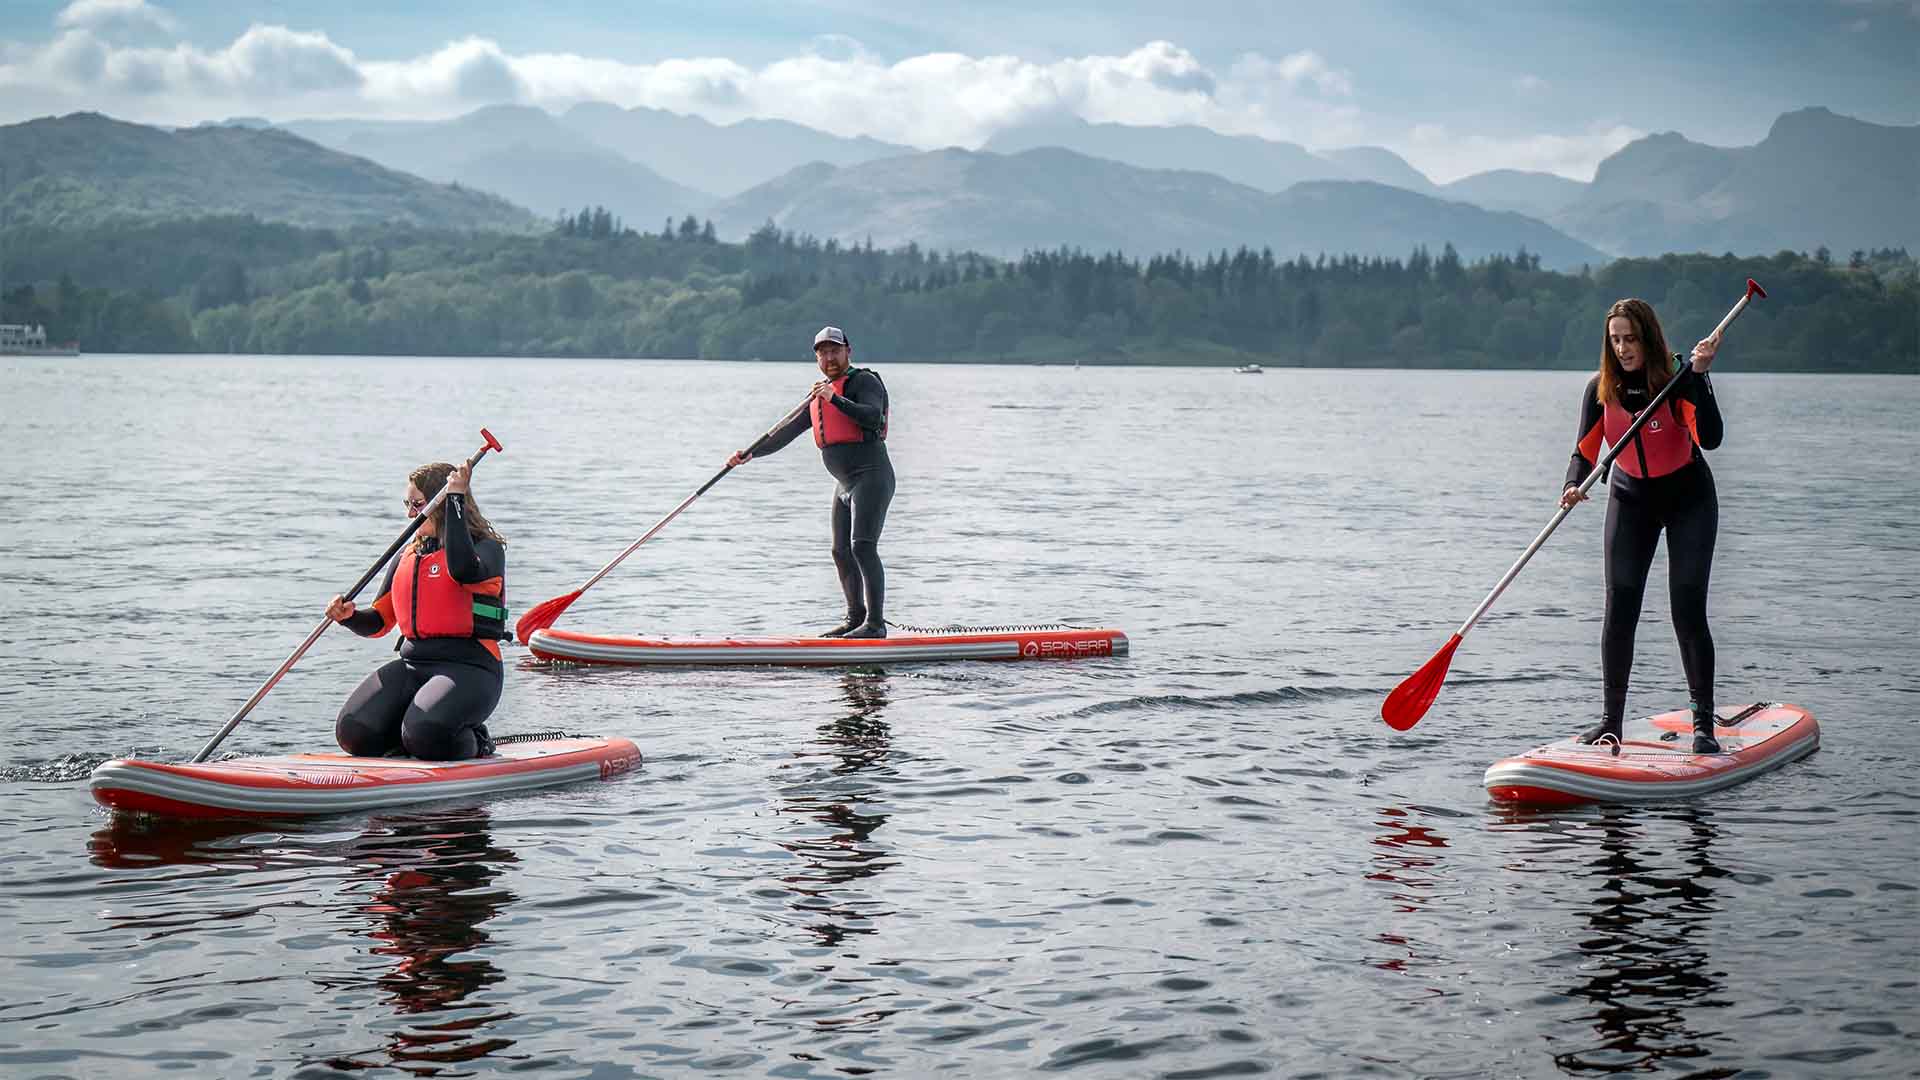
[728, 326, 894, 638]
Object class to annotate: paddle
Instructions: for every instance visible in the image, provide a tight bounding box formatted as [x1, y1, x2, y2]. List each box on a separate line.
[190, 429, 506, 762]
[514, 398, 812, 643]
[1381, 279, 1767, 731]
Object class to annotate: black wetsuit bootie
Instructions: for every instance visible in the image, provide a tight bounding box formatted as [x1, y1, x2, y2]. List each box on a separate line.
[1691, 703, 1721, 755]
[1579, 718, 1623, 755]
[820, 612, 865, 638]
[841, 572, 886, 638]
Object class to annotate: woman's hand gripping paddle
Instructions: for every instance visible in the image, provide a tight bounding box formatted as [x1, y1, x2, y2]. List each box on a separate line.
[190, 429, 505, 762]
[1381, 279, 1767, 731]
[514, 399, 811, 643]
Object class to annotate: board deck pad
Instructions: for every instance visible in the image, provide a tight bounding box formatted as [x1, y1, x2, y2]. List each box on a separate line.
[1483, 703, 1818, 806]
[91, 735, 641, 820]
[526, 625, 1128, 666]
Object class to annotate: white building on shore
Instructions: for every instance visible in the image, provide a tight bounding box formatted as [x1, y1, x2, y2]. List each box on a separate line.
[0, 322, 80, 356]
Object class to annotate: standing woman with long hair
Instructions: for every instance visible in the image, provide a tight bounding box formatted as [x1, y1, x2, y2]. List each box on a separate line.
[1562, 298, 1726, 753]
[327, 460, 510, 760]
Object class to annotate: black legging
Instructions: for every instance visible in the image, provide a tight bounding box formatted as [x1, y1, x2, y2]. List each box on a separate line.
[1601, 458, 1717, 727]
[335, 658, 503, 760]
[830, 464, 895, 625]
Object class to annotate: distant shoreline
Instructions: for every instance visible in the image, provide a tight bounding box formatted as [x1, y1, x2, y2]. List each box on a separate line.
[22, 352, 1915, 374]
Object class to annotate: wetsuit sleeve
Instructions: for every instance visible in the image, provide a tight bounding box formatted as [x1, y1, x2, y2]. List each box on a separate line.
[830, 370, 888, 432]
[441, 494, 505, 585]
[752, 409, 813, 457]
[341, 561, 398, 637]
[1564, 375, 1606, 490]
[1679, 370, 1724, 451]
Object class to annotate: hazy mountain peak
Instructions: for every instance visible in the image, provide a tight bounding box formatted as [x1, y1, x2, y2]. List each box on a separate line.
[1441, 168, 1586, 218]
[712, 144, 1605, 268]
[0, 112, 534, 230]
[1558, 105, 1916, 257]
[1318, 146, 1437, 194]
[556, 101, 912, 197]
[281, 106, 709, 227]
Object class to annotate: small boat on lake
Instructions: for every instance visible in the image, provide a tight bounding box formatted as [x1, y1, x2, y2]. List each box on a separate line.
[1234, 363, 1264, 374]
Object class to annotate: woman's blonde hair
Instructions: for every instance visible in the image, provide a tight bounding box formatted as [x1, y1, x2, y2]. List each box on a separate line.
[409, 461, 506, 551]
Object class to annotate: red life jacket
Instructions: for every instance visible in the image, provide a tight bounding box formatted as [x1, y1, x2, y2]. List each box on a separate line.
[1604, 394, 1699, 479]
[811, 369, 887, 447]
[393, 546, 508, 640]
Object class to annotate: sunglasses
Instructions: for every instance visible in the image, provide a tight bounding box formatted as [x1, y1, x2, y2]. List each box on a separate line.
[404, 496, 428, 515]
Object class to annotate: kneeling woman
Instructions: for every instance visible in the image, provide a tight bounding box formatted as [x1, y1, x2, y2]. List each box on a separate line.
[326, 461, 509, 760]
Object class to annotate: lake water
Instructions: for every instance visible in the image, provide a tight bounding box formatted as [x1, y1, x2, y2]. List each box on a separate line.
[1, 355, 1915, 1078]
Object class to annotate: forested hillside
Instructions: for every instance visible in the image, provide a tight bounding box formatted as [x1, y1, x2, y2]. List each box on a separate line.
[3, 212, 1912, 372]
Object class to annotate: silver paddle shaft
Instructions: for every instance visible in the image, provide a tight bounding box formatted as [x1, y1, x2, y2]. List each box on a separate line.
[570, 399, 811, 595]
[1451, 286, 1764, 640]
[575, 482, 717, 594]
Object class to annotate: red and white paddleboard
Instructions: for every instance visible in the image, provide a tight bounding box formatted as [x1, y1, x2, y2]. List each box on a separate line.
[91, 735, 641, 820]
[1483, 703, 1818, 806]
[526, 625, 1129, 666]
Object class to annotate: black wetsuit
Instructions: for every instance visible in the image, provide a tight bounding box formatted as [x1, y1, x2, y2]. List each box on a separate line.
[1566, 369, 1724, 732]
[335, 493, 506, 760]
[758, 369, 894, 631]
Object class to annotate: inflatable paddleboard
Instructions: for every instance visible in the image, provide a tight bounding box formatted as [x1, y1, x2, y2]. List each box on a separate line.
[526, 625, 1128, 666]
[1484, 703, 1817, 806]
[91, 733, 641, 820]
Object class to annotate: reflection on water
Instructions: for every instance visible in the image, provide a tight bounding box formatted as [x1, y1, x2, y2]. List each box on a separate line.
[1370, 806, 1453, 915]
[769, 672, 900, 1033]
[775, 672, 898, 947]
[1367, 806, 1458, 991]
[1551, 808, 1728, 1076]
[91, 809, 521, 1075]
[327, 810, 520, 1073]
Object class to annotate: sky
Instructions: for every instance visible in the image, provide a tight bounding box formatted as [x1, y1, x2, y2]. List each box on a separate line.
[0, 0, 1913, 183]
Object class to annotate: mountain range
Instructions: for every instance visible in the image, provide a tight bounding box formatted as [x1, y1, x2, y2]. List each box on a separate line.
[706, 146, 1608, 268]
[1554, 107, 1918, 256]
[557, 102, 913, 199]
[284, 106, 706, 231]
[264, 104, 1920, 259]
[0, 112, 532, 231]
[2, 105, 1909, 265]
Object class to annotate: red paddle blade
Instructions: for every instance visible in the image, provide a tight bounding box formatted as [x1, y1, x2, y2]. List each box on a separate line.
[1381, 634, 1462, 731]
[514, 590, 582, 644]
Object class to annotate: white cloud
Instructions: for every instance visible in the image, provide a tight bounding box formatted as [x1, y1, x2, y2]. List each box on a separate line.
[363, 37, 523, 105]
[55, 0, 177, 36]
[1398, 122, 1644, 184]
[9, 23, 364, 107]
[1513, 74, 1548, 94]
[1248, 50, 1354, 97]
[0, 13, 1630, 179]
[2, 22, 1371, 150]
[224, 26, 363, 95]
